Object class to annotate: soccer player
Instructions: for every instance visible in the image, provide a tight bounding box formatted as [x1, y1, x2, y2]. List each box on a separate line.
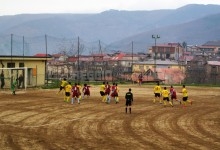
[105, 82, 111, 103]
[125, 88, 133, 114]
[138, 73, 143, 86]
[111, 82, 116, 102]
[111, 83, 119, 104]
[57, 78, 68, 94]
[181, 85, 192, 107]
[71, 83, 80, 104]
[115, 83, 119, 103]
[11, 78, 18, 95]
[64, 82, 72, 102]
[153, 82, 162, 103]
[170, 85, 181, 105]
[100, 82, 106, 102]
[18, 74, 24, 89]
[1, 71, 5, 89]
[82, 83, 90, 99]
[77, 83, 82, 101]
[162, 87, 173, 107]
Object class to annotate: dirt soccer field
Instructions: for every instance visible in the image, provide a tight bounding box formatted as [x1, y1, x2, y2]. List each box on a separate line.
[0, 84, 220, 150]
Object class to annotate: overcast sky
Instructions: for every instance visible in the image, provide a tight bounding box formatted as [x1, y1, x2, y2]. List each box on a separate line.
[1, 0, 220, 16]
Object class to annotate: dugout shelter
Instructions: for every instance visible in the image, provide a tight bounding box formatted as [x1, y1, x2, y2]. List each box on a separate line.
[0, 55, 52, 89]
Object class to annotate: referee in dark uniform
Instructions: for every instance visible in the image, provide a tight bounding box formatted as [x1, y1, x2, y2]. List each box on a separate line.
[125, 88, 133, 114]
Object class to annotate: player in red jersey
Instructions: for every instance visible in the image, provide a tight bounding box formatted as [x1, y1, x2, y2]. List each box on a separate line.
[71, 83, 80, 104]
[111, 83, 119, 104]
[170, 85, 181, 105]
[82, 83, 90, 99]
[138, 73, 143, 86]
[105, 82, 111, 103]
[77, 83, 82, 101]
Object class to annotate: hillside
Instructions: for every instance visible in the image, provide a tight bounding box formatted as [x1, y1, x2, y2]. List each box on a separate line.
[0, 4, 220, 55]
[109, 13, 220, 52]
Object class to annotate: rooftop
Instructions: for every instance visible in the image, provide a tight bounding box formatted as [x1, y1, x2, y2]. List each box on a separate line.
[134, 59, 179, 65]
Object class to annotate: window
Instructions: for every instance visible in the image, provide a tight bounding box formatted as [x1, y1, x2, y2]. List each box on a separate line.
[7, 63, 15, 68]
[19, 63, 24, 67]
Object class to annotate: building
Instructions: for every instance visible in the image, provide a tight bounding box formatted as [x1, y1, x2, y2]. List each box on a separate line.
[0, 55, 51, 88]
[132, 59, 185, 84]
[202, 40, 220, 53]
[205, 61, 220, 84]
[151, 43, 184, 61]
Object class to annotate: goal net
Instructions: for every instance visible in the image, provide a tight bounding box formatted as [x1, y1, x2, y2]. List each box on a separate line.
[0, 67, 28, 90]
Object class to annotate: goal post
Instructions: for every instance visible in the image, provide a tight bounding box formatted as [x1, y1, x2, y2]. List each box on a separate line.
[0, 67, 28, 90]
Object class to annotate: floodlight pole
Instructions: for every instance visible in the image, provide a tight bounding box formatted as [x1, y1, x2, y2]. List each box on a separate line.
[11, 34, 13, 63]
[132, 41, 133, 72]
[23, 36, 25, 60]
[45, 34, 48, 86]
[77, 36, 80, 83]
[152, 34, 160, 78]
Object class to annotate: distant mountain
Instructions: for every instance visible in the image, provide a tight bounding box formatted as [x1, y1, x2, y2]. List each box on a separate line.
[109, 13, 220, 52]
[0, 4, 220, 55]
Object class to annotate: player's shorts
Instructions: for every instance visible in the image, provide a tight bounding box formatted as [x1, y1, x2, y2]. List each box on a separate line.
[72, 92, 79, 98]
[60, 86, 64, 91]
[105, 89, 110, 95]
[111, 92, 118, 97]
[100, 91, 105, 96]
[171, 95, 177, 99]
[163, 97, 169, 101]
[126, 99, 132, 106]
[155, 93, 161, 97]
[84, 90, 90, 96]
[182, 96, 188, 101]
[65, 92, 70, 96]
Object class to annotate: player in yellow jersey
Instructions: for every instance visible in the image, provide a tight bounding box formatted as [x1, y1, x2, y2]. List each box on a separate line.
[57, 78, 68, 94]
[153, 82, 162, 103]
[181, 85, 192, 107]
[64, 82, 72, 102]
[161, 87, 173, 107]
[100, 82, 106, 102]
[115, 83, 119, 104]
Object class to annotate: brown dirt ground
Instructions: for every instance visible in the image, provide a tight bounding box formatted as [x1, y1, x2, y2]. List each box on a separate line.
[0, 84, 220, 150]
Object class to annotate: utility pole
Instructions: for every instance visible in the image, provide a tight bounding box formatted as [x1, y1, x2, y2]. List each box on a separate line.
[77, 36, 80, 83]
[131, 41, 134, 84]
[99, 40, 103, 81]
[10, 34, 13, 85]
[11, 34, 13, 63]
[132, 41, 133, 72]
[45, 34, 48, 86]
[23, 36, 25, 61]
[152, 35, 160, 78]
